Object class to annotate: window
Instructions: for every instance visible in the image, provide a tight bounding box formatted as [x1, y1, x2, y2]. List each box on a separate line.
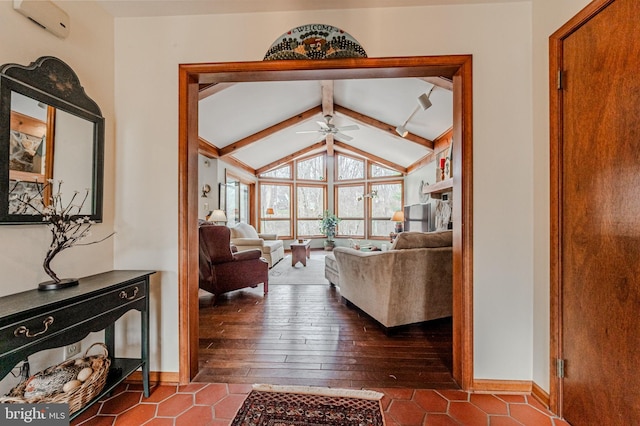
[336, 184, 364, 238]
[336, 154, 364, 181]
[297, 185, 325, 236]
[259, 155, 403, 240]
[369, 181, 403, 237]
[222, 175, 251, 227]
[296, 154, 325, 181]
[260, 183, 291, 238]
[370, 163, 402, 178]
[259, 164, 291, 179]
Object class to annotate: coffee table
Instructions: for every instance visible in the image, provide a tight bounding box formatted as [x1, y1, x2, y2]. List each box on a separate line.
[291, 239, 311, 266]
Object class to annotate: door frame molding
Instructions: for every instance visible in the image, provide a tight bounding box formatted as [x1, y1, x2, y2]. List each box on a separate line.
[549, 0, 616, 415]
[177, 55, 474, 387]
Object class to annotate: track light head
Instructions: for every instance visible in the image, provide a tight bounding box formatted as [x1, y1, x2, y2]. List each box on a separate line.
[417, 92, 432, 110]
[395, 125, 408, 137]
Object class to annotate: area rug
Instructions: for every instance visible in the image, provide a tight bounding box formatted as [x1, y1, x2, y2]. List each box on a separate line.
[269, 254, 329, 285]
[231, 384, 385, 426]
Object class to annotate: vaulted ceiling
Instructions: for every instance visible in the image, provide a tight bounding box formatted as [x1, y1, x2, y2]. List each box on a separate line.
[197, 77, 453, 176]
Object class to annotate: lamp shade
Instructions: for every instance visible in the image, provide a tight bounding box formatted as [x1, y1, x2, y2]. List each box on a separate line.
[391, 210, 405, 222]
[266, 208, 274, 215]
[209, 209, 227, 223]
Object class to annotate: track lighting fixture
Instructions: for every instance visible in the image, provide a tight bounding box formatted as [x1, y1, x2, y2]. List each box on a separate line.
[395, 86, 435, 137]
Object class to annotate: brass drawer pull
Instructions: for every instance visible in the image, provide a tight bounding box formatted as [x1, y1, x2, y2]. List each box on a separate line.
[14, 316, 54, 338]
[119, 287, 139, 300]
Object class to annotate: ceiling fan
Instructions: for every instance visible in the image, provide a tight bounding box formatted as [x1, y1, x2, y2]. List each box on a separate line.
[296, 115, 359, 141]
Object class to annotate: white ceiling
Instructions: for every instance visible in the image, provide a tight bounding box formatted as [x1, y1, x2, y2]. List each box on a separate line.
[198, 78, 453, 172]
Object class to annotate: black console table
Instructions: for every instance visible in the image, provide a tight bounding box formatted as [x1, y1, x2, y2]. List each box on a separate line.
[0, 270, 155, 419]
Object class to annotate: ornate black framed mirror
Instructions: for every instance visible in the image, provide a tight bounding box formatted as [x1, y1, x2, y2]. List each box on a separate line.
[0, 56, 104, 224]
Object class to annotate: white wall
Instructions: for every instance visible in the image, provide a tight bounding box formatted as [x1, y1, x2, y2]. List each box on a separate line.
[530, 0, 592, 392]
[114, 3, 534, 380]
[0, 1, 115, 392]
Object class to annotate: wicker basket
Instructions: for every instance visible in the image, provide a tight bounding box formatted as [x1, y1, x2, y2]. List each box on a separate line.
[1, 342, 111, 415]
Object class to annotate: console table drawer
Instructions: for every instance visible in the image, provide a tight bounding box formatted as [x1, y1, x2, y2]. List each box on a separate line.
[0, 280, 146, 355]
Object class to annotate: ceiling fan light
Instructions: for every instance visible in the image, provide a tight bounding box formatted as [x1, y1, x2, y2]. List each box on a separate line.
[395, 125, 408, 137]
[417, 92, 432, 110]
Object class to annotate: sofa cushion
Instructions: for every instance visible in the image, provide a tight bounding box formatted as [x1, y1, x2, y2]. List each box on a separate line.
[231, 222, 259, 239]
[391, 230, 452, 250]
[261, 240, 283, 254]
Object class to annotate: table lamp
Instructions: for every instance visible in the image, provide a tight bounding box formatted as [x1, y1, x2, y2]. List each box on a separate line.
[391, 210, 404, 233]
[208, 209, 227, 225]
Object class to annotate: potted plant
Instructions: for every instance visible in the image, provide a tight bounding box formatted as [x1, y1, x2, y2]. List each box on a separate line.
[319, 210, 341, 251]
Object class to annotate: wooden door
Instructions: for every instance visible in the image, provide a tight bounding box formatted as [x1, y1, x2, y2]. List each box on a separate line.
[550, 0, 640, 423]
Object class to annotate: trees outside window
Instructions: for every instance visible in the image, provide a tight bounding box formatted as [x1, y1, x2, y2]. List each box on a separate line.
[369, 182, 403, 237]
[297, 155, 325, 181]
[297, 185, 324, 236]
[336, 184, 364, 238]
[259, 153, 402, 240]
[260, 183, 291, 238]
[336, 154, 364, 181]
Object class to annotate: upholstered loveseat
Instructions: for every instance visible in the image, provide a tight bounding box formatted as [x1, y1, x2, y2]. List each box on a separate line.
[229, 222, 285, 268]
[333, 230, 452, 330]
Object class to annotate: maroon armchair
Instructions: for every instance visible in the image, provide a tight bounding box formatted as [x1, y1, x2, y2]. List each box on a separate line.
[199, 224, 268, 302]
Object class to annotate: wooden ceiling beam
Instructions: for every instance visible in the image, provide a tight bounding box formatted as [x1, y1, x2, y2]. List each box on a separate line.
[333, 140, 407, 175]
[420, 76, 453, 91]
[334, 104, 434, 150]
[198, 137, 220, 158]
[220, 105, 322, 157]
[321, 80, 335, 156]
[198, 82, 234, 100]
[220, 156, 256, 176]
[407, 128, 453, 173]
[255, 141, 326, 176]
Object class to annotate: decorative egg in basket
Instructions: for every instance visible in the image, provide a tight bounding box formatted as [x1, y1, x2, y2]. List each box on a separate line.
[24, 366, 80, 398]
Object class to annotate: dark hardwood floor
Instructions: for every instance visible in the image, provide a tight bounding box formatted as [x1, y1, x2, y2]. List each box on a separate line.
[196, 279, 458, 389]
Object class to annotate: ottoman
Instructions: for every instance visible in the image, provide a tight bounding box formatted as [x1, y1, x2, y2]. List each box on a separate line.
[324, 253, 340, 286]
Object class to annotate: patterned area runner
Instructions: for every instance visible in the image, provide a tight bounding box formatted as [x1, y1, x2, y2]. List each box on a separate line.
[232, 385, 384, 426]
[269, 253, 328, 285]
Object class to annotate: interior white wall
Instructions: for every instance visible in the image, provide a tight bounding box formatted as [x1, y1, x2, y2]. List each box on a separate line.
[530, 0, 592, 393]
[114, 2, 534, 380]
[0, 1, 115, 392]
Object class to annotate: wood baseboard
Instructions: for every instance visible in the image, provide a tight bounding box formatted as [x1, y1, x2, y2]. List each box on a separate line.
[531, 381, 550, 408]
[472, 379, 532, 394]
[125, 371, 180, 386]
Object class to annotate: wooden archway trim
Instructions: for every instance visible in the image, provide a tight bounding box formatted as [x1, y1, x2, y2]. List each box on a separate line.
[178, 56, 474, 388]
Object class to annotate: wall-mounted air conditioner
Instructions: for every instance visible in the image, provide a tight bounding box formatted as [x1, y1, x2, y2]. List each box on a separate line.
[13, 0, 70, 39]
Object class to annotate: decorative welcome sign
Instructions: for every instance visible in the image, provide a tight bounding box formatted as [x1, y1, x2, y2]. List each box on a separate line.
[264, 24, 367, 60]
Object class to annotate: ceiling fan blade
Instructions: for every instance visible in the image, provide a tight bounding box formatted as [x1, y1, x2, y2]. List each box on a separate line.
[296, 130, 321, 134]
[335, 132, 353, 141]
[337, 124, 359, 132]
[316, 121, 330, 130]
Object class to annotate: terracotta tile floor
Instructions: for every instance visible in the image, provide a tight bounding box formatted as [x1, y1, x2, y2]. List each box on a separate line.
[70, 382, 571, 425]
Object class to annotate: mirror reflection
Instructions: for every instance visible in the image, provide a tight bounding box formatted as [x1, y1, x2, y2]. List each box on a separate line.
[1, 56, 104, 223]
